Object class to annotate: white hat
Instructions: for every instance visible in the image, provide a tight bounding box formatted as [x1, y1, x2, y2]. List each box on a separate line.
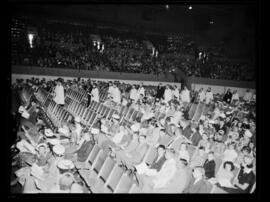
[91, 128, 100, 135]
[18, 106, 25, 113]
[53, 144, 65, 155]
[47, 138, 61, 145]
[57, 159, 75, 170]
[75, 116, 81, 123]
[225, 111, 232, 115]
[130, 124, 140, 132]
[112, 114, 120, 120]
[44, 128, 54, 137]
[244, 130, 253, 138]
[36, 143, 48, 151]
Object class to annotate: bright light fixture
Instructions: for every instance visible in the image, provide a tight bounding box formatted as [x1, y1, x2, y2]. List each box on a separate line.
[188, 6, 192, 10]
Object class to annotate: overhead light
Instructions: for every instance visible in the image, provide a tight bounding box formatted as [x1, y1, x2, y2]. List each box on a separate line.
[165, 5, 169, 9]
[188, 5, 192, 10]
[210, 20, 214, 24]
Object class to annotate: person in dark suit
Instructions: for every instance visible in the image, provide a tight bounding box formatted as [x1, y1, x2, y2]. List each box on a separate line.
[203, 151, 216, 179]
[155, 83, 165, 101]
[183, 166, 209, 193]
[190, 126, 202, 147]
[149, 145, 167, 172]
[223, 89, 233, 104]
[86, 83, 93, 107]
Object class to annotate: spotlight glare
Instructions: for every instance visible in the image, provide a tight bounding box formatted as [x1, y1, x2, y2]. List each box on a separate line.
[188, 6, 192, 10]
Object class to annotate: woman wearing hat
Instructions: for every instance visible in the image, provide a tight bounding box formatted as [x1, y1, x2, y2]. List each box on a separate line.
[49, 172, 75, 193]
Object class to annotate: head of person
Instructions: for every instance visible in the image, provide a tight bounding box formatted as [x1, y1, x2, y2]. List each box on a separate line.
[242, 146, 251, 155]
[243, 155, 254, 172]
[192, 166, 205, 179]
[58, 173, 74, 191]
[179, 158, 188, 169]
[157, 145, 166, 157]
[228, 142, 236, 150]
[207, 151, 215, 161]
[223, 161, 235, 172]
[198, 146, 205, 156]
[37, 144, 48, 156]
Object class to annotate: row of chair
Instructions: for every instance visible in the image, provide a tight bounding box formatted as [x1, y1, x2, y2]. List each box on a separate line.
[76, 143, 140, 193]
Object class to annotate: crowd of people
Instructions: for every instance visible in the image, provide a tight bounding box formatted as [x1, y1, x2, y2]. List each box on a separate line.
[10, 76, 256, 193]
[11, 17, 255, 81]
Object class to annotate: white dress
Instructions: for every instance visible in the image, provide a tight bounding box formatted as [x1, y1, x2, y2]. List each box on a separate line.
[164, 89, 173, 104]
[53, 85, 65, 105]
[181, 89, 190, 103]
[91, 88, 99, 102]
[205, 91, 213, 104]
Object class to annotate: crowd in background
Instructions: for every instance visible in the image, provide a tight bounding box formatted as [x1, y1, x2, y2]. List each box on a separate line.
[10, 77, 256, 193]
[12, 18, 255, 81]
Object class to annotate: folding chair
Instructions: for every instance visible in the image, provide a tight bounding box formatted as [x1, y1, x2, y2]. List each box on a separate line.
[90, 101, 98, 111]
[78, 105, 86, 118]
[143, 146, 157, 166]
[100, 105, 107, 116]
[87, 144, 101, 167]
[215, 157, 223, 175]
[210, 185, 228, 193]
[188, 103, 197, 120]
[187, 145, 197, 159]
[97, 104, 104, 114]
[80, 149, 108, 187]
[103, 107, 111, 118]
[114, 173, 134, 193]
[126, 108, 135, 121]
[73, 103, 81, 116]
[108, 109, 117, 120]
[88, 113, 97, 126]
[128, 183, 141, 193]
[94, 103, 102, 113]
[158, 135, 173, 147]
[131, 110, 139, 122]
[103, 164, 125, 193]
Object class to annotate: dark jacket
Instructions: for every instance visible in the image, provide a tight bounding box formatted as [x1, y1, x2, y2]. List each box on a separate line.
[203, 159, 216, 179]
[149, 155, 167, 172]
[223, 92, 232, 104]
[183, 178, 210, 193]
[190, 131, 202, 146]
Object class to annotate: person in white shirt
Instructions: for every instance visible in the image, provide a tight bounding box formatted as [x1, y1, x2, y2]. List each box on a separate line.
[222, 142, 238, 163]
[180, 86, 191, 103]
[198, 88, 206, 103]
[112, 84, 122, 104]
[53, 80, 65, 106]
[138, 82, 145, 97]
[164, 85, 173, 104]
[178, 143, 190, 163]
[107, 82, 114, 98]
[91, 84, 99, 103]
[205, 87, 214, 104]
[231, 90, 239, 105]
[172, 85, 180, 100]
[139, 148, 177, 192]
[130, 85, 139, 103]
